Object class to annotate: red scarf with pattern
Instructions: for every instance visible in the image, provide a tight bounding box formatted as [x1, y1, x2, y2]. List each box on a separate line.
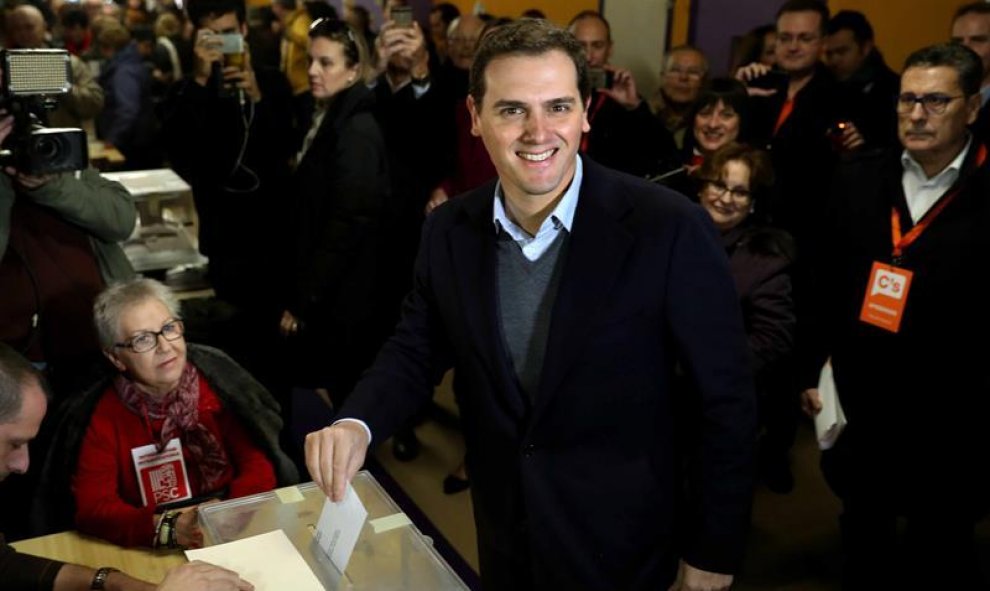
[115, 363, 228, 493]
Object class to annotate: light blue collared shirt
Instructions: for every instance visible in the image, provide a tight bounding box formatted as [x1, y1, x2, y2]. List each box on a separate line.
[491, 155, 583, 261]
[981, 85, 990, 108]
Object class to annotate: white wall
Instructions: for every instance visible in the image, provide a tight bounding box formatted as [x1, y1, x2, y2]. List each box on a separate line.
[603, 0, 670, 98]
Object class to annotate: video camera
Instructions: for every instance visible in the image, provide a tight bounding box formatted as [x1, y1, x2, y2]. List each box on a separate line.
[0, 49, 88, 175]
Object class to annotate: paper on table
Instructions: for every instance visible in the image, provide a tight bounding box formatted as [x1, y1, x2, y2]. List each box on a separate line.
[314, 483, 368, 574]
[185, 530, 322, 591]
[814, 361, 847, 450]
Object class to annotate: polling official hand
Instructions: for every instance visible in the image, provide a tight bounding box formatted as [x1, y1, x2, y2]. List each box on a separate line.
[305, 421, 369, 502]
[668, 561, 733, 591]
[157, 561, 254, 591]
[175, 506, 204, 548]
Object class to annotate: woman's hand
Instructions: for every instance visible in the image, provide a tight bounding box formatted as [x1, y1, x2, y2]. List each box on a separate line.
[175, 506, 204, 548]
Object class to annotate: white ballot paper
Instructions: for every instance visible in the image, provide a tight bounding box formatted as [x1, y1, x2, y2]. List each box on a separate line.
[814, 361, 847, 450]
[185, 530, 322, 591]
[314, 483, 368, 573]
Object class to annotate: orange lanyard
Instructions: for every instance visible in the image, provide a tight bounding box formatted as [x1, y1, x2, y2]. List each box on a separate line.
[891, 144, 987, 260]
[772, 98, 794, 137]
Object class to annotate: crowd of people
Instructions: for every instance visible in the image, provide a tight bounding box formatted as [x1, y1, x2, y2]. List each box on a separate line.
[1, 0, 989, 589]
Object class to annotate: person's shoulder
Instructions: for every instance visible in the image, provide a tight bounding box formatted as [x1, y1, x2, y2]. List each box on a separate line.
[583, 158, 698, 219]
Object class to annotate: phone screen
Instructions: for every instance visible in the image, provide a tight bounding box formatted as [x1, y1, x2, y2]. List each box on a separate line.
[218, 32, 244, 55]
[391, 6, 413, 27]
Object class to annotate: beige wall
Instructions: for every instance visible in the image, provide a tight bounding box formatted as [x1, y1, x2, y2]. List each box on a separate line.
[443, 1, 669, 102]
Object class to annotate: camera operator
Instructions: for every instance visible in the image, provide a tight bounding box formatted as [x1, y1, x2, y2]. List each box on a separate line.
[160, 0, 294, 388]
[0, 107, 136, 539]
[0, 110, 135, 396]
[6, 4, 104, 131]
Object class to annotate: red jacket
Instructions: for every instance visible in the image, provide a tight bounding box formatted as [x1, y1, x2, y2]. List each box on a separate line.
[71, 374, 277, 547]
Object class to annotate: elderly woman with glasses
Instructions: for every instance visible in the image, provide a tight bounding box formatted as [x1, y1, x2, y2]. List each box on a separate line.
[64, 278, 297, 549]
[278, 18, 394, 408]
[696, 142, 798, 492]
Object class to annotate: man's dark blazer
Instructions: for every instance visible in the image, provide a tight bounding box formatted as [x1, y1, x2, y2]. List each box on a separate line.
[798, 145, 990, 517]
[340, 158, 756, 590]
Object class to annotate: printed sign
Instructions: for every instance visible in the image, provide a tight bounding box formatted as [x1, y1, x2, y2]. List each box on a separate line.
[131, 438, 192, 507]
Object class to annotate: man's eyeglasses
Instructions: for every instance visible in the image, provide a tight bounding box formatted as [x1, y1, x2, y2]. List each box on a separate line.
[703, 179, 751, 201]
[114, 320, 185, 353]
[664, 66, 705, 80]
[896, 93, 965, 115]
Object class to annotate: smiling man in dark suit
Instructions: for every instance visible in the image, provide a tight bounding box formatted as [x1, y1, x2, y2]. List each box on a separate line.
[305, 18, 755, 591]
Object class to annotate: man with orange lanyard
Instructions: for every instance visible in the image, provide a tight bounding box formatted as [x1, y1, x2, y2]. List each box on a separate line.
[798, 43, 989, 589]
[736, 0, 863, 247]
[567, 10, 678, 180]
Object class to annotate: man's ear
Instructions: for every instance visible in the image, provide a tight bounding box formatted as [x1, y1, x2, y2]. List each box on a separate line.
[467, 94, 482, 137]
[966, 93, 982, 126]
[103, 349, 126, 372]
[582, 96, 592, 134]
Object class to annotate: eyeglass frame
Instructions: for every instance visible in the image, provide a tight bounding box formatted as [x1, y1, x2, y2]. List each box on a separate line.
[701, 178, 752, 201]
[664, 66, 706, 80]
[896, 93, 966, 115]
[113, 319, 185, 353]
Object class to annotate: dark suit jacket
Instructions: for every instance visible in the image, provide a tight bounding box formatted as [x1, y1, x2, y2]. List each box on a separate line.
[340, 158, 756, 590]
[798, 145, 990, 516]
[750, 65, 857, 245]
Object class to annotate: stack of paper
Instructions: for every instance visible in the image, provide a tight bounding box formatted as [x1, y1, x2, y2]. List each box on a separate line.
[814, 361, 847, 450]
[185, 530, 323, 591]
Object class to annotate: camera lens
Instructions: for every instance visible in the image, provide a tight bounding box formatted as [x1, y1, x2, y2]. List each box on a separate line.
[34, 136, 61, 160]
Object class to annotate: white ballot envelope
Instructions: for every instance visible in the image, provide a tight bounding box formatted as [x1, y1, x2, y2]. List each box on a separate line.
[814, 361, 847, 450]
[185, 530, 323, 591]
[314, 482, 368, 574]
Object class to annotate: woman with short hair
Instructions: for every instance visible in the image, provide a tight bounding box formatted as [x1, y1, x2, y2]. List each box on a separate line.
[69, 278, 296, 548]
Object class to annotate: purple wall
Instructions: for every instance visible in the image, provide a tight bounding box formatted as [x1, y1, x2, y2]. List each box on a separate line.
[691, 0, 780, 76]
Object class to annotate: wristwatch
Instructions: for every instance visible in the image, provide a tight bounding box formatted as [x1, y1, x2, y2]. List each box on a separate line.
[91, 566, 120, 590]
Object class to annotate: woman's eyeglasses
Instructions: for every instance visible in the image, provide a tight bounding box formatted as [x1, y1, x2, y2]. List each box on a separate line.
[702, 179, 751, 201]
[114, 319, 185, 353]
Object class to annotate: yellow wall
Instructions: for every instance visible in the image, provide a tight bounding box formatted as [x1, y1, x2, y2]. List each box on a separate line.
[670, 0, 691, 47]
[829, 0, 955, 73]
[445, 0, 598, 26]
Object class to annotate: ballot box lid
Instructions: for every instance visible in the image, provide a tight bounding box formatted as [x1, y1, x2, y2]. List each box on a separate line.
[198, 471, 469, 590]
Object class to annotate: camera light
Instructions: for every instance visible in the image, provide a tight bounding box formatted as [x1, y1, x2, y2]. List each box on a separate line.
[2, 49, 72, 96]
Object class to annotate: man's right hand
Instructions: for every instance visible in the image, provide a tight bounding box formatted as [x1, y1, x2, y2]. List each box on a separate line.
[734, 62, 777, 97]
[156, 561, 253, 591]
[175, 506, 204, 548]
[305, 422, 370, 502]
[193, 30, 223, 86]
[801, 388, 823, 418]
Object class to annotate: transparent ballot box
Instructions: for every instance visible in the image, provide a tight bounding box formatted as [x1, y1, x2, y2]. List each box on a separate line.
[198, 471, 469, 590]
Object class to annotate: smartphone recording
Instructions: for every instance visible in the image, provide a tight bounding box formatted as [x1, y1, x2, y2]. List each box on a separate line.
[391, 6, 413, 27]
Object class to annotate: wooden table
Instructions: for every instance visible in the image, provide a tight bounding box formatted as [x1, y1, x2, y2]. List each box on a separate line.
[11, 531, 187, 583]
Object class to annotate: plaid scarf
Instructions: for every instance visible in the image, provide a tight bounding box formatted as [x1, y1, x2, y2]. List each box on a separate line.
[115, 363, 229, 494]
